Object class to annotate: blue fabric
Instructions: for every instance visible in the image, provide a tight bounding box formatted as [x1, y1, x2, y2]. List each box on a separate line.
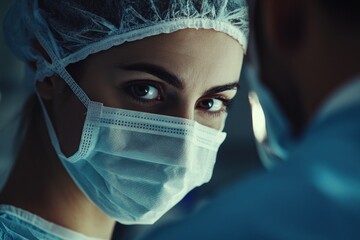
[144, 99, 360, 239]
[0, 209, 62, 240]
[0, 205, 102, 240]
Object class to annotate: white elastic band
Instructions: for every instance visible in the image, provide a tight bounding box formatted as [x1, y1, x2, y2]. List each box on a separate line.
[34, 31, 90, 108]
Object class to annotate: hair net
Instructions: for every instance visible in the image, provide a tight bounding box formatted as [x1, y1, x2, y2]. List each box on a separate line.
[3, 0, 248, 85]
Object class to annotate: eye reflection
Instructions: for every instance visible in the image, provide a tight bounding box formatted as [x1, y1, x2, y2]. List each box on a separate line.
[128, 83, 161, 101]
[198, 99, 224, 112]
[123, 80, 234, 120]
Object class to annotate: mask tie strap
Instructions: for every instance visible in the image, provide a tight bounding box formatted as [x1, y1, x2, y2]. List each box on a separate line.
[34, 31, 90, 108]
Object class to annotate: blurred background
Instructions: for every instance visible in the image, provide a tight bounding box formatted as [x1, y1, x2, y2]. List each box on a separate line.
[0, 0, 30, 191]
[0, 0, 262, 239]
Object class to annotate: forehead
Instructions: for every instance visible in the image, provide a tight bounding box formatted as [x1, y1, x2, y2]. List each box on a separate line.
[86, 29, 244, 83]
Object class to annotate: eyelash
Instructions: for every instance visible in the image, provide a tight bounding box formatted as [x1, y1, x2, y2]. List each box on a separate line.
[200, 97, 233, 118]
[124, 80, 164, 104]
[123, 80, 233, 117]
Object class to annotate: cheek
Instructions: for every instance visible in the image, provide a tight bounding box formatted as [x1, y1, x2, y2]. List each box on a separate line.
[53, 92, 87, 157]
[195, 113, 227, 131]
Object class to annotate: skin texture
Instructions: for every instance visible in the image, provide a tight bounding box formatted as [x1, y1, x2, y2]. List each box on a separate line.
[0, 29, 244, 239]
[250, 0, 360, 135]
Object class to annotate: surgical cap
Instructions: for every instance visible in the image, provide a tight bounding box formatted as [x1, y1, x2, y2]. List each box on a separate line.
[3, 0, 248, 84]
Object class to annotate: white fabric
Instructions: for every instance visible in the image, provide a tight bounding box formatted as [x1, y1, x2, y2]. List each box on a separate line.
[41, 97, 226, 224]
[3, 0, 248, 86]
[0, 205, 105, 240]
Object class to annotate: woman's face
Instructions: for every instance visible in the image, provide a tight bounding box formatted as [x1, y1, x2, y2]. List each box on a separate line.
[43, 29, 244, 156]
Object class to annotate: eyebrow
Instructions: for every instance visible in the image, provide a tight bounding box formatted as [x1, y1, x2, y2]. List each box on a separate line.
[120, 63, 184, 89]
[203, 82, 240, 96]
[119, 62, 239, 95]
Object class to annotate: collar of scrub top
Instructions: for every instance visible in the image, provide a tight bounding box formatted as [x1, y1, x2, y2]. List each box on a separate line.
[313, 74, 360, 124]
[0, 205, 106, 240]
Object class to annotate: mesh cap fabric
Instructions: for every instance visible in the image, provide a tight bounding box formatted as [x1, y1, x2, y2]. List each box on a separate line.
[3, 0, 248, 84]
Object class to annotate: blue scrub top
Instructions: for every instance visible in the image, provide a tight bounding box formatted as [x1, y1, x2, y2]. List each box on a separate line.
[144, 77, 360, 240]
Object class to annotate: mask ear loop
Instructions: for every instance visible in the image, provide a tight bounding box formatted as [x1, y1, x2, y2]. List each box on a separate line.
[35, 92, 66, 158]
[35, 94, 103, 163]
[33, 32, 103, 162]
[34, 31, 90, 108]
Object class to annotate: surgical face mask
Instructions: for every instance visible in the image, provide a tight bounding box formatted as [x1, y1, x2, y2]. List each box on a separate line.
[37, 62, 226, 225]
[245, 0, 295, 169]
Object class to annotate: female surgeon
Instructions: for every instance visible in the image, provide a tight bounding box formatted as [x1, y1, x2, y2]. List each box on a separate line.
[0, 0, 248, 239]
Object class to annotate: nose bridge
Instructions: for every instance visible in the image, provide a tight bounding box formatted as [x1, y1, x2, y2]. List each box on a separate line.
[164, 99, 195, 120]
